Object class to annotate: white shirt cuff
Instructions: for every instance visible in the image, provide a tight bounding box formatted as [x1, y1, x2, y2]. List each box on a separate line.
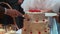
[4, 8, 7, 14]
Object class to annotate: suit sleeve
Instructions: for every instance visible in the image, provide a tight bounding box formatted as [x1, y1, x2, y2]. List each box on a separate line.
[19, 7, 25, 15]
[0, 6, 5, 14]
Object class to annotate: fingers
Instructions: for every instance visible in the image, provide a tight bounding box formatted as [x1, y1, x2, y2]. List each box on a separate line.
[6, 9, 22, 17]
[24, 14, 30, 20]
[11, 10, 21, 17]
[40, 9, 52, 13]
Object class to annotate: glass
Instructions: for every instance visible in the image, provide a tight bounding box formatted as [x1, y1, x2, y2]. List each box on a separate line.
[5, 24, 16, 34]
[0, 24, 5, 34]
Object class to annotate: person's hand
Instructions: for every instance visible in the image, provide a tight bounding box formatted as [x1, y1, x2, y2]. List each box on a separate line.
[5, 9, 22, 17]
[24, 14, 30, 21]
[41, 9, 52, 13]
[52, 13, 59, 18]
[24, 14, 30, 19]
[53, 14, 59, 22]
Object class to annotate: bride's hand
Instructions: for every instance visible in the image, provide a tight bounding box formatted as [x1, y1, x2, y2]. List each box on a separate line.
[41, 9, 52, 13]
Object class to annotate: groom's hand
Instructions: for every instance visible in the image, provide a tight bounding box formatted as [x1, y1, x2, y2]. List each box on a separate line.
[5, 9, 21, 17]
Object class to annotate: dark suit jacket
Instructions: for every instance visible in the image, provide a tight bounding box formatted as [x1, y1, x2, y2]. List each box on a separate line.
[0, 0, 25, 29]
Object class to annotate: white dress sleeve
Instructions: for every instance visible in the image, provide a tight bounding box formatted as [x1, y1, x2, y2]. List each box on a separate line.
[51, 3, 60, 13]
[49, 0, 60, 13]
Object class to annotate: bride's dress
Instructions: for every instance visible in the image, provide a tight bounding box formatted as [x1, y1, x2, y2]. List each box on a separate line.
[21, 0, 60, 13]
